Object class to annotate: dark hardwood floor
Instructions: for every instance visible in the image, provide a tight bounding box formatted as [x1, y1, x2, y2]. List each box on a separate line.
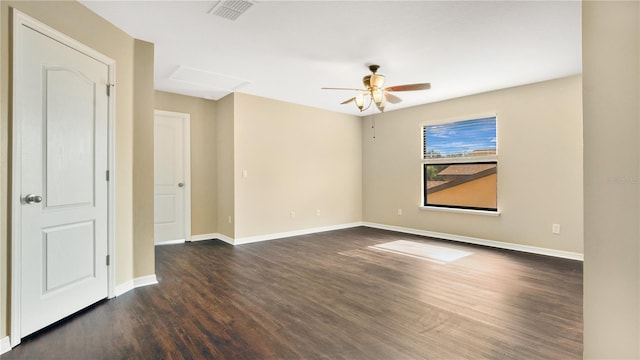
[3, 227, 582, 359]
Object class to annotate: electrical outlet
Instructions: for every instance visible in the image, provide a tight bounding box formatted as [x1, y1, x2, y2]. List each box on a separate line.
[228, 216, 232, 224]
[316, 209, 321, 216]
[397, 209, 403, 216]
[290, 211, 296, 219]
[552, 224, 561, 234]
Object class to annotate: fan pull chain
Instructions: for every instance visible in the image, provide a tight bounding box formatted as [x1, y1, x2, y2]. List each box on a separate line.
[371, 114, 376, 139]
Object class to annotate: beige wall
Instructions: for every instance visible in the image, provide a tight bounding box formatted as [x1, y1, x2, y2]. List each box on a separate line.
[583, 1, 640, 358]
[363, 76, 584, 254]
[0, 1, 155, 339]
[133, 40, 155, 277]
[155, 91, 218, 237]
[233, 93, 362, 239]
[158, 91, 363, 242]
[216, 94, 235, 238]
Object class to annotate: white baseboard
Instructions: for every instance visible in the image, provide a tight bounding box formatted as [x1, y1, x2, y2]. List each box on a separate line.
[233, 222, 363, 245]
[214, 233, 235, 245]
[190, 232, 234, 245]
[189, 222, 583, 261]
[155, 239, 185, 246]
[114, 274, 159, 297]
[114, 279, 135, 296]
[1, 336, 11, 355]
[363, 222, 584, 261]
[190, 233, 217, 242]
[134, 274, 159, 288]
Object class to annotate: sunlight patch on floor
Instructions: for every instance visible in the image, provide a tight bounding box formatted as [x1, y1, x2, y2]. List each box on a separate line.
[369, 240, 472, 264]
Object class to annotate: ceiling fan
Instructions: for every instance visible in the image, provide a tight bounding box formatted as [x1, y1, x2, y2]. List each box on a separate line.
[322, 64, 431, 113]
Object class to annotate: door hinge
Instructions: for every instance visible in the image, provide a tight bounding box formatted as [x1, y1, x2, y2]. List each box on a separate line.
[107, 83, 113, 96]
[106, 254, 110, 266]
[106, 170, 110, 181]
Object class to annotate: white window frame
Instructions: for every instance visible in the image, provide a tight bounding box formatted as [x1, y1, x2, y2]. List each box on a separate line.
[420, 114, 500, 215]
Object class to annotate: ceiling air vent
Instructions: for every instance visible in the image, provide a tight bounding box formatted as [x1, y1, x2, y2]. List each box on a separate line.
[208, 0, 255, 21]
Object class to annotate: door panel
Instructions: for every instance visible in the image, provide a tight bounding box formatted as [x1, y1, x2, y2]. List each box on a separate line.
[43, 221, 95, 292]
[45, 67, 96, 208]
[17, 21, 109, 337]
[155, 194, 177, 224]
[154, 122, 176, 185]
[154, 111, 188, 244]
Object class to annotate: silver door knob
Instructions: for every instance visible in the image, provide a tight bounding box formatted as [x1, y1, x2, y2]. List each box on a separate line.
[178, 182, 184, 188]
[24, 194, 43, 204]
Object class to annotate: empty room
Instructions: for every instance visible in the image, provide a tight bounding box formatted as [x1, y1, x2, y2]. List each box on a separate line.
[1, 1, 639, 359]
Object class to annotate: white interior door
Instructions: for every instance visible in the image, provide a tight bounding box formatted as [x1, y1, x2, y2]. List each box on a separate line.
[14, 15, 110, 338]
[154, 110, 191, 244]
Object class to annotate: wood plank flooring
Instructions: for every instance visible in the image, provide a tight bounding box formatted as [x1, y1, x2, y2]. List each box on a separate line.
[4, 227, 582, 359]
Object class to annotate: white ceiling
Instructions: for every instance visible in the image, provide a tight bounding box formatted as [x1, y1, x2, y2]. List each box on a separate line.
[81, 0, 582, 116]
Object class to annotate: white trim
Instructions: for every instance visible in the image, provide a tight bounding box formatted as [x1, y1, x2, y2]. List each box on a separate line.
[421, 114, 499, 213]
[155, 233, 235, 245]
[114, 275, 159, 297]
[10, 9, 23, 344]
[190, 233, 218, 242]
[419, 206, 501, 216]
[107, 63, 117, 301]
[134, 275, 159, 288]
[189, 232, 234, 244]
[183, 115, 191, 241]
[202, 223, 582, 261]
[363, 222, 584, 261]
[114, 280, 135, 297]
[233, 222, 363, 245]
[153, 110, 191, 243]
[0, 337, 11, 355]
[10, 10, 116, 347]
[155, 239, 186, 246]
[214, 233, 235, 245]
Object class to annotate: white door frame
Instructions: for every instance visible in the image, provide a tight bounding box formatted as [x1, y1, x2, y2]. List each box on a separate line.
[10, 10, 116, 348]
[154, 110, 191, 243]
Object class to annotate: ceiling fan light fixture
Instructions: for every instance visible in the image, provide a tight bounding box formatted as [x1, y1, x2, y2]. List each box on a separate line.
[370, 74, 385, 88]
[355, 93, 366, 111]
[372, 88, 384, 103]
[362, 75, 371, 89]
[322, 64, 430, 114]
[376, 95, 387, 112]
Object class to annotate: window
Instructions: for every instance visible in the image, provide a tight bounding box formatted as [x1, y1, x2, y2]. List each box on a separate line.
[422, 116, 497, 211]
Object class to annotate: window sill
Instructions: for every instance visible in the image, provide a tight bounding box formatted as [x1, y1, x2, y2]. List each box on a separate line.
[419, 206, 501, 217]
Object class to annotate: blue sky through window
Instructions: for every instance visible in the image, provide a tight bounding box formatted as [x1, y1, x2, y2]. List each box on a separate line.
[424, 116, 496, 158]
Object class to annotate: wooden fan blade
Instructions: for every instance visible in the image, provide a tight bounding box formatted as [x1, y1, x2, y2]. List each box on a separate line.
[340, 97, 356, 105]
[384, 92, 402, 104]
[385, 83, 431, 92]
[322, 87, 366, 91]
